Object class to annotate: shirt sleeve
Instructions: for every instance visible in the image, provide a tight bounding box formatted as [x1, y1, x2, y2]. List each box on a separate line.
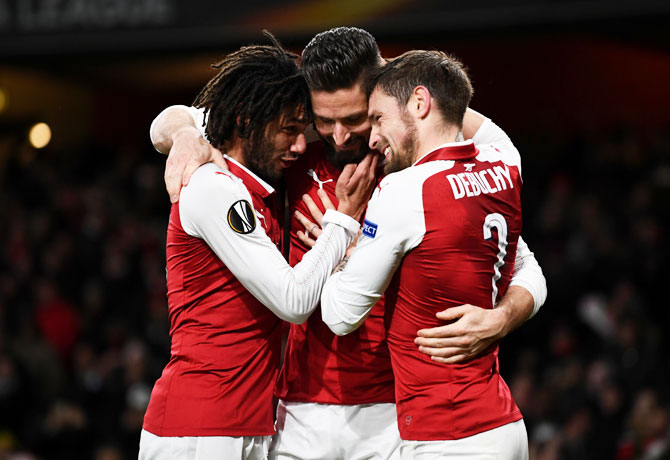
[509, 236, 548, 317]
[473, 118, 523, 178]
[321, 177, 424, 335]
[149, 105, 208, 151]
[476, 119, 547, 314]
[180, 163, 360, 324]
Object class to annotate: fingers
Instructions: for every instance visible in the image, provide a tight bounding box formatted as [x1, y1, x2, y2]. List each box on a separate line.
[297, 230, 316, 248]
[338, 163, 357, 186]
[433, 305, 471, 322]
[295, 209, 317, 248]
[295, 210, 322, 237]
[335, 153, 379, 220]
[302, 194, 325, 225]
[415, 314, 465, 340]
[316, 189, 335, 211]
[430, 354, 470, 365]
[165, 155, 186, 203]
[164, 130, 221, 203]
[211, 148, 228, 171]
[417, 343, 474, 364]
[414, 334, 463, 348]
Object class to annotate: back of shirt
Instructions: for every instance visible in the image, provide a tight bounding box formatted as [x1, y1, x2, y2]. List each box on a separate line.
[357, 141, 523, 440]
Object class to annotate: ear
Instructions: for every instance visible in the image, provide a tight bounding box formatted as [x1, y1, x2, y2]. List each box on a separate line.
[410, 86, 431, 119]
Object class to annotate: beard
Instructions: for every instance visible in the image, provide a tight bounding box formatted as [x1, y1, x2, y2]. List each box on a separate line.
[383, 117, 418, 175]
[244, 132, 281, 184]
[320, 133, 370, 170]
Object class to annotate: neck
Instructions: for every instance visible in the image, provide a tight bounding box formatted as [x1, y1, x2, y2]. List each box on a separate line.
[225, 139, 246, 167]
[413, 121, 461, 163]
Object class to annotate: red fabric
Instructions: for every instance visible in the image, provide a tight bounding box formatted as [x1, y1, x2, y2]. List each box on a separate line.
[143, 159, 282, 437]
[275, 142, 395, 405]
[386, 145, 523, 440]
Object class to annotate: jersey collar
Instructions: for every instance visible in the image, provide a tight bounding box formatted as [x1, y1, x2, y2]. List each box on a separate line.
[224, 155, 275, 199]
[413, 139, 478, 166]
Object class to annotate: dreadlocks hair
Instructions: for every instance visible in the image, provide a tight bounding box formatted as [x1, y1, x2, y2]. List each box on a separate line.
[301, 26, 382, 92]
[367, 50, 473, 128]
[193, 31, 311, 151]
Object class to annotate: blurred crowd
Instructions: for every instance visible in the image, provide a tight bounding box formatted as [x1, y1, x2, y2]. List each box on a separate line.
[0, 123, 668, 459]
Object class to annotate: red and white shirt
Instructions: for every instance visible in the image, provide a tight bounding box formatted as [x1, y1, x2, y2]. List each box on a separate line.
[276, 142, 396, 405]
[143, 157, 359, 437]
[321, 120, 525, 440]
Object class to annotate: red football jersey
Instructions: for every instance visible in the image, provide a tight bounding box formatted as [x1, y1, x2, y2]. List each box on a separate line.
[275, 142, 395, 405]
[143, 159, 283, 437]
[322, 136, 524, 440]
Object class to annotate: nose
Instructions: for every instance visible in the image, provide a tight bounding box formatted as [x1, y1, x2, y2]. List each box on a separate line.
[290, 133, 307, 155]
[369, 126, 380, 151]
[332, 122, 350, 146]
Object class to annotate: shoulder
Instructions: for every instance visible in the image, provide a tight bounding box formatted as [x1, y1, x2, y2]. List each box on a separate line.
[180, 163, 252, 217]
[368, 168, 426, 217]
[475, 144, 521, 170]
[186, 163, 246, 194]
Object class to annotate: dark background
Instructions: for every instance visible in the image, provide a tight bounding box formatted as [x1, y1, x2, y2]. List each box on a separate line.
[1, 1, 669, 459]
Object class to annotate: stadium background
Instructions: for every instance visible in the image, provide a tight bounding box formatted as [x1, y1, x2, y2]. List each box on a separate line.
[1, 0, 669, 458]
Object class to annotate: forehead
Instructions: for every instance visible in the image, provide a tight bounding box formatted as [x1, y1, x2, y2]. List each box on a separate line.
[310, 84, 367, 119]
[368, 89, 398, 114]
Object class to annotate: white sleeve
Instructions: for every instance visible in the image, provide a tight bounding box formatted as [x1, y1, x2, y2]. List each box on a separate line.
[509, 236, 547, 317]
[180, 163, 360, 324]
[475, 120, 546, 315]
[149, 105, 208, 151]
[321, 177, 423, 335]
[474, 118, 523, 179]
[472, 117, 510, 146]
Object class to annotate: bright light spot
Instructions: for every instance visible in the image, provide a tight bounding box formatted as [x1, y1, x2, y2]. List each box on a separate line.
[0, 89, 6, 113]
[29, 122, 51, 149]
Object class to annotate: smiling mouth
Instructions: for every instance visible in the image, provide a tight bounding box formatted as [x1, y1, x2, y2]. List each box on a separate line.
[279, 155, 298, 168]
[381, 145, 392, 164]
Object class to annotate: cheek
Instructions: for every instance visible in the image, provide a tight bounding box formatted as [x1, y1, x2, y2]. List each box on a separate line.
[351, 122, 371, 138]
[315, 122, 333, 136]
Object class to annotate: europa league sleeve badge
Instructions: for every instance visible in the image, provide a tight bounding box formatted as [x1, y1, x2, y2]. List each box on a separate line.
[227, 200, 257, 234]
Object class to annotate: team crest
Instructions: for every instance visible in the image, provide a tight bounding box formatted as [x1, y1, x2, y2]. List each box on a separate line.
[227, 200, 256, 234]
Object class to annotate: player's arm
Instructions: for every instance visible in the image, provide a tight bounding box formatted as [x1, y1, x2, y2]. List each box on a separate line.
[415, 117, 547, 363]
[321, 179, 421, 335]
[180, 156, 376, 324]
[461, 108, 486, 140]
[150, 105, 226, 203]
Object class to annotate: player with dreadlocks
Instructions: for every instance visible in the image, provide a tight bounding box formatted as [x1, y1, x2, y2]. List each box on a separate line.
[139, 33, 378, 460]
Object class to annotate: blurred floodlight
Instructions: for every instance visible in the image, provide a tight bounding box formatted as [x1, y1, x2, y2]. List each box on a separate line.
[0, 88, 6, 113]
[29, 122, 52, 149]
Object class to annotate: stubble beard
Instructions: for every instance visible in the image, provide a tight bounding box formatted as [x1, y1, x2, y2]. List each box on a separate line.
[244, 133, 282, 184]
[321, 134, 370, 171]
[383, 119, 418, 175]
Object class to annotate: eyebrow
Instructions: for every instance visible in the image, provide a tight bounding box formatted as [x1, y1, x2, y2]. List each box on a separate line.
[285, 114, 311, 124]
[313, 111, 367, 122]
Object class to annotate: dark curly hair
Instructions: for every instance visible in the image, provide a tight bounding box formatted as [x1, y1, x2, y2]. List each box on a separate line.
[193, 31, 311, 151]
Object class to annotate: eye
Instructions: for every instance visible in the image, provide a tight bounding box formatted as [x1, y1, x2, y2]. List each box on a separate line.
[282, 125, 300, 135]
[344, 114, 366, 125]
[314, 116, 333, 127]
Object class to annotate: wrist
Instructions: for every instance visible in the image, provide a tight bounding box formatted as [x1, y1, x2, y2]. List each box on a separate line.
[492, 303, 513, 339]
[171, 126, 202, 147]
[336, 203, 363, 221]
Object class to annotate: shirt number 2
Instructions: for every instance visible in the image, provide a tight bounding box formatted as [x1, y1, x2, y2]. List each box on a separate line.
[483, 213, 508, 307]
